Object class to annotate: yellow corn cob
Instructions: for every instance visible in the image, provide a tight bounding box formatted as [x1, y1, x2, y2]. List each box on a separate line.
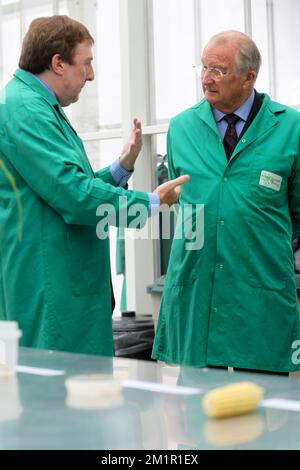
[202, 381, 264, 419]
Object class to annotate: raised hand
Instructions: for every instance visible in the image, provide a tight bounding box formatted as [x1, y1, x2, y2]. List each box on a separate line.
[119, 118, 142, 171]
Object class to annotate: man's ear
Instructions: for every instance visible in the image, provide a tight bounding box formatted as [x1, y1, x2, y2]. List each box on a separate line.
[51, 54, 65, 76]
[244, 69, 257, 88]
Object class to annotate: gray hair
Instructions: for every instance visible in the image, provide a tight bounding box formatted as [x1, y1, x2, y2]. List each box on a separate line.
[209, 30, 262, 75]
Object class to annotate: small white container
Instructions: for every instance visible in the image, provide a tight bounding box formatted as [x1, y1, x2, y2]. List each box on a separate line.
[65, 374, 123, 410]
[0, 375, 23, 421]
[0, 321, 22, 376]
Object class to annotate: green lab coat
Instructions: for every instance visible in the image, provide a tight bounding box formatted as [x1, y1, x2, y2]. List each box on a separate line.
[0, 69, 150, 355]
[152, 94, 300, 372]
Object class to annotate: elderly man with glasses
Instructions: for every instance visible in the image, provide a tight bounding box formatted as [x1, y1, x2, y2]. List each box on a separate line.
[152, 30, 300, 374]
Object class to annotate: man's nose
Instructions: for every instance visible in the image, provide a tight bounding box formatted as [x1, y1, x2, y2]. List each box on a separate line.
[202, 71, 215, 85]
[87, 66, 95, 81]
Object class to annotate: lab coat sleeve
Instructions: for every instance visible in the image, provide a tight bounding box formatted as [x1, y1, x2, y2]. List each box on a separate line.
[167, 122, 178, 181]
[95, 167, 119, 186]
[289, 137, 300, 239]
[2, 99, 150, 227]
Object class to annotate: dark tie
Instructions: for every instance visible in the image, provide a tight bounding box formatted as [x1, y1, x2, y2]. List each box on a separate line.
[223, 113, 239, 160]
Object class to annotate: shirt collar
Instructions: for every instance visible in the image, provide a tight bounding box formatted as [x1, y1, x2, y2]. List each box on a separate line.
[28, 72, 56, 98]
[212, 89, 255, 123]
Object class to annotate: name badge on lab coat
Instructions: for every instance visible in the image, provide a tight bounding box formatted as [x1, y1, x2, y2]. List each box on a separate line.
[259, 170, 282, 191]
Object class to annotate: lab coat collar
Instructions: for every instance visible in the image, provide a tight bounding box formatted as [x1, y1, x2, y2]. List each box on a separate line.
[192, 99, 220, 138]
[233, 93, 284, 150]
[192, 94, 287, 163]
[14, 68, 78, 135]
[14, 68, 59, 107]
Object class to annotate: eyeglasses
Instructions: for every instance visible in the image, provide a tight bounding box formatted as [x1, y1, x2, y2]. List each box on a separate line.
[193, 64, 229, 81]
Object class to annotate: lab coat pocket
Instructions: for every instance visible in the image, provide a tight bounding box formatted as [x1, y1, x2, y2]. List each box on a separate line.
[165, 203, 205, 286]
[165, 237, 202, 286]
[66, 225, 105, 296]
[247, 151, 292, 290]
[250, 151, 291, 209]
[247, 220, 288, 291]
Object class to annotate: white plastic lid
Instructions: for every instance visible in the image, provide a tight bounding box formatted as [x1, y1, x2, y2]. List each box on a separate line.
[0, 321, 19, 330]
[0, 330, 22, 340]
[65, 374, 122, 397]
[0, 321, 21, 339]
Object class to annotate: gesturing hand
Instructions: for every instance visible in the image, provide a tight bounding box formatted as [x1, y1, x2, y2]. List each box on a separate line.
[119, 118, 142, 171]
[154, 174, 190, 207]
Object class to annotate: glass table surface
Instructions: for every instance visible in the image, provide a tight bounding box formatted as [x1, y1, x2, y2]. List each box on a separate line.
[0, 347, 299, 450]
